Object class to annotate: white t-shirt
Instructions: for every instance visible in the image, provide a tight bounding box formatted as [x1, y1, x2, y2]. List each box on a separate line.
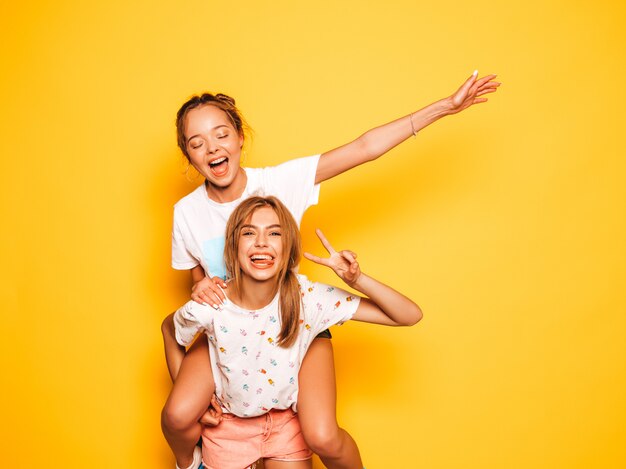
[174, 274, 360, 417]
[172, 155, 321, 279]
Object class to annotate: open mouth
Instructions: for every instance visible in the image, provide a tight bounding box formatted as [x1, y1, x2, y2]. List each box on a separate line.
[250, 254, 275, 267]
[208, 157, 229, 176]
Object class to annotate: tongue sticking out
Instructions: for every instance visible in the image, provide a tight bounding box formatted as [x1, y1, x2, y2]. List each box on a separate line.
[251, 255, 274, 267]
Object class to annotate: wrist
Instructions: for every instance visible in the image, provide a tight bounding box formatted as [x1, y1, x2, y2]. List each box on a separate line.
[412, 99, 454, 130]
[432, 97, 455, 117]
[349, 273, 367, 292]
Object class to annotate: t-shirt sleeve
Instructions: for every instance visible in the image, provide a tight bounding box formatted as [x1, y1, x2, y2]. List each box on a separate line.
[262, 155, 321, 224]
[171, 206, 199, 270]
[299, 276, 360, 336]
[173, 300, 214, 346]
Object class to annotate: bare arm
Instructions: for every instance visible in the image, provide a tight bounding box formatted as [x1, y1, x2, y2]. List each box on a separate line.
[304, 229, 422, 327]
[314, 72, 500, 184]
[190, 264, 205, 284]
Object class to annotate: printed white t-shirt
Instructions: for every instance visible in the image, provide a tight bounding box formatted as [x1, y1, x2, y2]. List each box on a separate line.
[172, 155, 320, 279]
[173, 274, 360, 417]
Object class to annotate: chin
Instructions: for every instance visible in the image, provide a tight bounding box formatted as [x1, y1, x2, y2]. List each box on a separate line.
[242, 267, 280, 283]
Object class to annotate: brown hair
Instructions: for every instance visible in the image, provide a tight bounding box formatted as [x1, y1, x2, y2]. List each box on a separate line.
[176, 93, 249, 160]
[224, 196, 302, 348]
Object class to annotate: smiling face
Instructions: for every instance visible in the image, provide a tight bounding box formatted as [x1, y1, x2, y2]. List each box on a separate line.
[237, 206, 284, 283]
[183, 104, 245, 190]
[224, 196, 302, 304]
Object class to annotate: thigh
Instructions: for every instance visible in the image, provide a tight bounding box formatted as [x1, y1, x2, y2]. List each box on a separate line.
[297, 338, 338, 435]
[166, 336, 215, 418]
[263, 459, 312, 469]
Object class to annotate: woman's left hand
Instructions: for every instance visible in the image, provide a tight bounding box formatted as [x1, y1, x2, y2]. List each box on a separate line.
[304, 229, 361, 288]
[445, 72, 500, 115]
[199, 394, 223, 426]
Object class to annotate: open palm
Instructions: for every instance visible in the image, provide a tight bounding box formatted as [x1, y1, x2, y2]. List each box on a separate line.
[448, 72, 500, 114]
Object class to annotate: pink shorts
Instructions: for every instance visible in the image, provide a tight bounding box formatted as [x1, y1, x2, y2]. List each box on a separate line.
[201, 408, 312, 469]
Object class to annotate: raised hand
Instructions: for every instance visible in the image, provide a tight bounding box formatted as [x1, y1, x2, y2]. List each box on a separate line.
[304, 229, 361, 287]
[446, 71, 500, 114]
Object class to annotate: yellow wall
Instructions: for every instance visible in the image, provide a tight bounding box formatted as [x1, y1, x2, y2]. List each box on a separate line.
[1, 1, 625, 468]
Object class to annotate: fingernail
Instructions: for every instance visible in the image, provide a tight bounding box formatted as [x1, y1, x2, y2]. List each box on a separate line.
[472, 70, 478, 77]
[213, 304, 219, 309]
[202, 302, 209, 306]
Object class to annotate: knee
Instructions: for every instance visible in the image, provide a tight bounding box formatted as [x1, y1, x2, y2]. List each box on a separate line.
[302, 423, 343, 458]
[161, 313, 175, 337]
[161, 397, 198, 433]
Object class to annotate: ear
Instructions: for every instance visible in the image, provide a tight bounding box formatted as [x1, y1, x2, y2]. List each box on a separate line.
[239, 133, 244, 148]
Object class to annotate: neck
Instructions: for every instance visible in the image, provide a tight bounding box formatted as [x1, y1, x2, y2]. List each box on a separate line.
[205, 167, 247, 203]
[229, 275, 279, 310]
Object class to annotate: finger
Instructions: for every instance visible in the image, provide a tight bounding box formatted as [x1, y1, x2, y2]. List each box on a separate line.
[197, 291, 214, 306]
[211, 395, 223, 418]
[303, 251, 330, 267]
[477, 82, 500, 93]
[207, 283, 226, 303]
[341, 250, 357, 264]
[475, 74, 497, 87]
[315, 229, 337, 254]
[211, 276, 228, 289]
[211, 287, 227, 305]
[199, 291, 221, 309]
[473, 98, 488, 104]
[457, 70, 478, 95]
[199, 410, 220, 426]
[212, 397, 223, 417]
[191, 293, 204, 305]
[346, 250, 357, 259]
[476, 88, 498, 97]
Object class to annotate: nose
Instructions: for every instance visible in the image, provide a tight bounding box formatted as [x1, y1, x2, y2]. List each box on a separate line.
[206, 138, 219, 154]
[254, 232, 268, 247]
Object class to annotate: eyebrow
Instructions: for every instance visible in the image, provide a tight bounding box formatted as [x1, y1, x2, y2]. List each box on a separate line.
[240, 224, 282, 230]
[186, 125, 231, 144]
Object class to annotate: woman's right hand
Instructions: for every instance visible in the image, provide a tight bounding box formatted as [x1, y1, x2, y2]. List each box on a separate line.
[304, 229, 362, 288]
[191, 276, 227, 309]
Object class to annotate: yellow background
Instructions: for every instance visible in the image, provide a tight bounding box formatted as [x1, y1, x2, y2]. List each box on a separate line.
[1, 1, 625, 468]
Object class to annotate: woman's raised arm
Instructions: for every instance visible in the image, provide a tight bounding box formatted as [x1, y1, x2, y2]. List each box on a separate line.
[304, 229, 423, 326]
[314, 72, 500, 184]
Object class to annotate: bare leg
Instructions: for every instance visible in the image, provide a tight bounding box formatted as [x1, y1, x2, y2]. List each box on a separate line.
[162, 336, 215, 468]
[264, 459, 312, 469]
[298, 339, 363, 469]
[162, 313, 187, 381]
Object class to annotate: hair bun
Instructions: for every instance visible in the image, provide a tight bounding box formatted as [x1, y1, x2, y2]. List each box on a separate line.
[216, 93, 236, 106]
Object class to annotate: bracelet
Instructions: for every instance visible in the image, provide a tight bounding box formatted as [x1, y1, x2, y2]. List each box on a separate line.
[409, 113, 418, 138]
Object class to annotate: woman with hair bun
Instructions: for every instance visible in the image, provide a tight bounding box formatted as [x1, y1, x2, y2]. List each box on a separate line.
[161, 72, 499, 469]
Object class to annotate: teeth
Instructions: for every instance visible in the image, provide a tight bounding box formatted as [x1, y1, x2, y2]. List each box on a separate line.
[209, 157, 227, 166]
[251, 255, 273, 261]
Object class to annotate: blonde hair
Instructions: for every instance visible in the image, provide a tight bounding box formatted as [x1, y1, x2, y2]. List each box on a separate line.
[224, 196, 302, 348]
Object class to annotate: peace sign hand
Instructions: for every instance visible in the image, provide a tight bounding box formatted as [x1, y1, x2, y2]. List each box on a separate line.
[304, 229, 361, 288]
